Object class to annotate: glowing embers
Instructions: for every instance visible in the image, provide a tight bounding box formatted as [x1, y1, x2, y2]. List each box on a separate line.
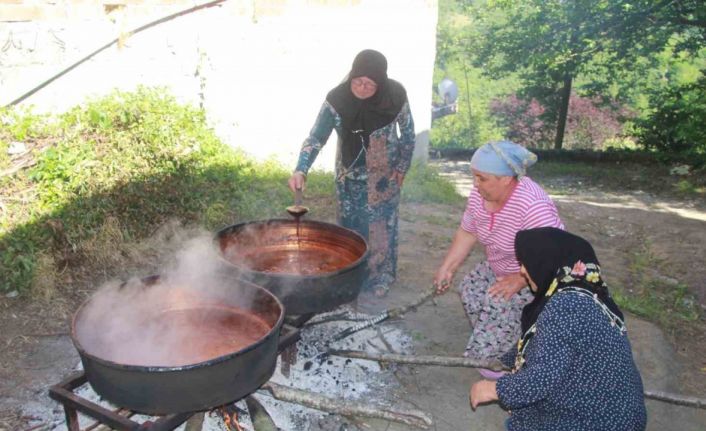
[217, 404, 245, 431]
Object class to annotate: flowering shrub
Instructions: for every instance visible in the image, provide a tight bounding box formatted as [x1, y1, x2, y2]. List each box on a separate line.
[490, 93, 631, 149]
[564, 95, 627, 150]
[489, 94, 551, 147]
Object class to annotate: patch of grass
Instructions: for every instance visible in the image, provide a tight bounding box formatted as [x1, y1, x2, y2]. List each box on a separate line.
[674, 178, 706, 196]
[411, 331, 426, 342]
[0, 107, 59, 170]
[613, 282, 701, 328]
[421, 213, 458, 228]
[611, 240, 702, 330]
[0, 87, 331, 295]
[402, 162, 463, 205]
[532, 160, 665, 191]
[531, 160, 706, 198]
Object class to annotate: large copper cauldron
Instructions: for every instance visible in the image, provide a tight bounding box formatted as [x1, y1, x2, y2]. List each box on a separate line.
[217, 219, 369, 315]
[71, 275, 284, 414]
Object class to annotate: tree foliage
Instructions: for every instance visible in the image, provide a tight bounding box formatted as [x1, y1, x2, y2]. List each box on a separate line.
[636, 74, 706, 159]
[465, 0, 705, 149]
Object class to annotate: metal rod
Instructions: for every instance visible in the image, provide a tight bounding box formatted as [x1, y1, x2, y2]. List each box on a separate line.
[48, 386, 136, 430]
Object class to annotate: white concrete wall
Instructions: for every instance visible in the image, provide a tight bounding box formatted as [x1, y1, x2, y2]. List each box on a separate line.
[0, 0, 438, 170]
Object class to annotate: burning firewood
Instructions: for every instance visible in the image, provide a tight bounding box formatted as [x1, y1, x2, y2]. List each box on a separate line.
[260, 382, 433, 429]
[216, 405, 246, 431]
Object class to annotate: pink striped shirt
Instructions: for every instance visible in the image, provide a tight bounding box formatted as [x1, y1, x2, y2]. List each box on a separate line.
[461, 176, 563, 276]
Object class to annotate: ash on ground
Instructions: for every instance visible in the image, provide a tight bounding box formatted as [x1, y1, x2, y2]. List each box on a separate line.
[254, 306, 414, 430]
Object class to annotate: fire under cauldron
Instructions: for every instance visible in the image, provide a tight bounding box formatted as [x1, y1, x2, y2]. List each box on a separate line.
[217, 219, 369, 315]
[70, 275, 285, 414]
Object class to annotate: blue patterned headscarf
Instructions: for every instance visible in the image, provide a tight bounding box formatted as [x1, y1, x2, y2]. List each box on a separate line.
[470, 140, 537, 177]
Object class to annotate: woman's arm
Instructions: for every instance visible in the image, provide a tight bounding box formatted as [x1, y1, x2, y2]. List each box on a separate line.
[394, 101, 416, 178]
[294, 102, 337, 175]
[495, 299, 577, 410]
[434, 227, 477, 293]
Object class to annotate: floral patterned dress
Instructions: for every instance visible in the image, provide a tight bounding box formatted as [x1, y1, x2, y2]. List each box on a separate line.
[295, 100, 416, 291]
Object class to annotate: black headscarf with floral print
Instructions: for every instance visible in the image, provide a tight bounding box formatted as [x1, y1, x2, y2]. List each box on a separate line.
[515, 227, 623, 334]
[326, 49, 407, 168]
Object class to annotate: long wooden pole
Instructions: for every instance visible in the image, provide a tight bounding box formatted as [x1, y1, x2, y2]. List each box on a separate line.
[643, 390, 706, 410]
[260, 382, 433, 429]
[329, 350, 706, 410]
[330, 349, 509, 372]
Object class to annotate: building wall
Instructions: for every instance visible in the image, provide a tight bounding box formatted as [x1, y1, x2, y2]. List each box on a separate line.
[0, 0, 438, 170]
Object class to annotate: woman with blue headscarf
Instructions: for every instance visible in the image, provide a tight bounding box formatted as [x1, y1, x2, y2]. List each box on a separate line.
[434, 140, 563, 376]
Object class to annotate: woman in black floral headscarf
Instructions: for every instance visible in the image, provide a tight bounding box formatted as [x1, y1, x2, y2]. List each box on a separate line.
[470, 227, 647, 431]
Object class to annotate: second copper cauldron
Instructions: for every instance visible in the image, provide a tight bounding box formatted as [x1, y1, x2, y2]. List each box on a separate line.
[216, 219, 369, 315]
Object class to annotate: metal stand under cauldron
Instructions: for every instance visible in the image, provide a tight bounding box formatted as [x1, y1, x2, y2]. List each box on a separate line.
[49, 315, 311, 431]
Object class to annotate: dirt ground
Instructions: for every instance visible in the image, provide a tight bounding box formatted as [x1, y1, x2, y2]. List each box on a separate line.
[1, 159, 705, 430]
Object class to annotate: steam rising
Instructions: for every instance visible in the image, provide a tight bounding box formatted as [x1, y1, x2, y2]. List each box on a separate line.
[74, 232, 279, 367]
[74, 220, 367, 367]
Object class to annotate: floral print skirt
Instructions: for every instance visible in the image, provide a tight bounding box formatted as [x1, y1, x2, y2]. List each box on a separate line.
[458, 261, 533, 360]
[336, 177, 399, 291]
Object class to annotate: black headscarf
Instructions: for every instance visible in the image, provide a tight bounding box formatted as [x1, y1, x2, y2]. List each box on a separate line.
[326, 49, 407, 168]
[515, 227, 623, 334]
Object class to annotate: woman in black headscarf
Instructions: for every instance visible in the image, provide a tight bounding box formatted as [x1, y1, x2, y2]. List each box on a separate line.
[288, 49, 416, 297]
[470, 227, 646, 431]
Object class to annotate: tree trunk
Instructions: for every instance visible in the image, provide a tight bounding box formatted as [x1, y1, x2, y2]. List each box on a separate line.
[463, 66, 473, 138]
[553, 73, 573, 149]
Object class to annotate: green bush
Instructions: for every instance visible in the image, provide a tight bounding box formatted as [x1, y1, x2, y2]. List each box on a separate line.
[0, 87, 316, 294]
[402, 162, 461, 205]
[636, 75, 706, 166]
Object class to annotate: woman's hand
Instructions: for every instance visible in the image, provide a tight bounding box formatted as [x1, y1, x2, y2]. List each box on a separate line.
[391, 170, 405, 188]
[434, 228, 478, 295]
[288, 171, 306, 193]
[470, 380, 498, 410]
[433, 266, 454, 294]
[488, 272, 527, 301]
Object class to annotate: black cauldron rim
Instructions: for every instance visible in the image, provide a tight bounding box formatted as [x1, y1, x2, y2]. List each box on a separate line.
[70, 274, 285, 373]
[215, 218, 370, 279]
